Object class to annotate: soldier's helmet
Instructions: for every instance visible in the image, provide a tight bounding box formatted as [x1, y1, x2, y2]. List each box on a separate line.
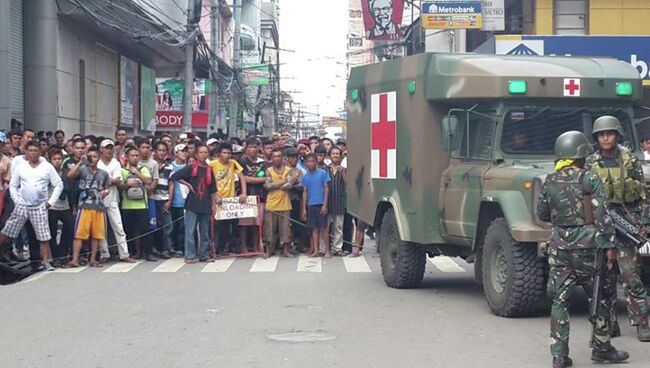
[592, 115, 624, 138]
[555, 131, 593, 159]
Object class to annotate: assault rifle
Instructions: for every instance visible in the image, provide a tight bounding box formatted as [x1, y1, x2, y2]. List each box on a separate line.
[609, 210, 648, 248]
[590, 248, 606, 320]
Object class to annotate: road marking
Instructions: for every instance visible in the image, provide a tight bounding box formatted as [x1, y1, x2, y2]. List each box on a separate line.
[152, 258, 186, 273]
[103, 260, 143, 273]
[201, 258, 235, 273]
[342, 256, 372, 272]
[250, 256, 279, 272]
[429, 256, 466, 273]
[297, 255, 322, 272]
[54, 266, 87, 273]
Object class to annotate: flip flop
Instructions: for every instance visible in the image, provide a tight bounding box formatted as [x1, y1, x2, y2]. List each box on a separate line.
[89, 262, 103, 268]
[61, 263, 79, 269]
[348, 252, 362, 258]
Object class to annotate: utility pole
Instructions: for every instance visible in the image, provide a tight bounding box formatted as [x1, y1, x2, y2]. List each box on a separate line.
[208, 0, 219, 136]
[183, 0, 196, 132]
[229, 0, 241, 137]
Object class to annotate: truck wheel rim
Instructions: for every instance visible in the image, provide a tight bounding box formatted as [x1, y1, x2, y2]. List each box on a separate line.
[491, 244, 508, 294]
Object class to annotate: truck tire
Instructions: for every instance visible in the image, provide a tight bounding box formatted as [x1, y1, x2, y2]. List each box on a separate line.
[379, 209, 425, 288]
[482, 218, 545, 317]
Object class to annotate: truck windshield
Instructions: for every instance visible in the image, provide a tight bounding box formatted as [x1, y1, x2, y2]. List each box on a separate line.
[501, 108, 634, 155]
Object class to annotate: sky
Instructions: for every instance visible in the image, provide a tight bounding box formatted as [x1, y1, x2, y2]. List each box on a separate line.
[279, 0, 349, 120]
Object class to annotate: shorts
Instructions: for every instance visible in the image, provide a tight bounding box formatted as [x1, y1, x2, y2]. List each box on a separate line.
[74, 209, 106, 240]
[264, 210, 291, 245]
[1, 204, 51, 241]
[121, 209, 149, 236]
[239, 202, 264, 226]
[307, 205, 328, 229]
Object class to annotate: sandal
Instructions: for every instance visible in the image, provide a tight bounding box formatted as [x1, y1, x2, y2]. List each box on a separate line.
[184, 258, 197, 264]
[348, 252, 362, 258]
[89, 262, 103, 268]
[61, 262, 80, 269]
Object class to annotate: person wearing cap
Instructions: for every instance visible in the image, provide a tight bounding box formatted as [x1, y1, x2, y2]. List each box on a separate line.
[231, 144, 245, 162]
[207, 138, 219, 150]
[168, 144, 189, 257]
[296, 143, 309, 174]
[98, 139, 135, 263]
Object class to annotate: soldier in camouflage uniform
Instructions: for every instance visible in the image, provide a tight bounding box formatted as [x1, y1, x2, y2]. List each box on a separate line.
[585, 115, 650, 342]
[537, 131, 629, 368]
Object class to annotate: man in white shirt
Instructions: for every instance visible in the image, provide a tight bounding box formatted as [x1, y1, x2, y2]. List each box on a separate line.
[0, 141, 63, 271]
[97, 139, 135, 263]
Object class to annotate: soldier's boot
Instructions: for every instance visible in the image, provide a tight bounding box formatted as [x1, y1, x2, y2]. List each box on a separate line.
[591, 348, 629, 363]
[610, 320, 621, 338]
[637, 320, 650, 342]
[552, 356, 572, 368]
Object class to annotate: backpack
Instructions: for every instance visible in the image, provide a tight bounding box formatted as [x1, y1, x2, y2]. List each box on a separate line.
[122, 167, 146, 201]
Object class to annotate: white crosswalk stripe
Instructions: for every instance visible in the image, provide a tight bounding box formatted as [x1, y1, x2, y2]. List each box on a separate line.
[250, 256, 279, 272]
[54, 266, 88, 273]
[342, 256, 371, 272]
[152, 258, 186, 273]
[103, 260, 143, 273]
[42, 255, 394, 275]
[201, 258, 235, 273]
[297, 255, 322, 272]
[428, 256, 466, 273]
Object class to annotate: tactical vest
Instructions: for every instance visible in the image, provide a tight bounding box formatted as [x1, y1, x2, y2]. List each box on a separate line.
[590, 150, 646, 205]
[547, 170, 589, 227]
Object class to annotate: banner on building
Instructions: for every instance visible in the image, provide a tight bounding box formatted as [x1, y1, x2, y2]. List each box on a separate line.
[241, 64, 270, 86]
[322, 116, 348, 140]
[214, 196, 259, 220]
[120, 56, 139, 127]
[422, 1, 483, 29]
[493, 35, 650, 84]
[360, 0, 404, 41]
[155, 78, 209, 129]
[481, 0, 504, 31]
[141, 66, 156, 132]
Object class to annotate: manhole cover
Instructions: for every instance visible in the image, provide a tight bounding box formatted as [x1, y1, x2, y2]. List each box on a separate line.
[267, 331, 337, 343]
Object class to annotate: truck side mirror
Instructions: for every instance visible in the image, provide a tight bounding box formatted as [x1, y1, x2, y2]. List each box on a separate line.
[442, 115, 459, 151]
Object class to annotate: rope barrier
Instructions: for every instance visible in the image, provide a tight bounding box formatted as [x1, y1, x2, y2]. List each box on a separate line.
[3, 197, 369, 265]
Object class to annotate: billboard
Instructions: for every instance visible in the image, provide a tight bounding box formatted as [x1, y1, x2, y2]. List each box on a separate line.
[120, 56, 139, 127]
[481, 0, 504, 31]
[422, 1, 482, 29]
[155, 78, 209, 129]
[141, 66, 157, 132]
[360, 0, 404, 41]
[494, 35, 650, 85]
[241, 63, 270, 86]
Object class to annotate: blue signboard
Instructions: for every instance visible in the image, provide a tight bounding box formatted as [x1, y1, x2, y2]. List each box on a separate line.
[495, 35, 650, 84]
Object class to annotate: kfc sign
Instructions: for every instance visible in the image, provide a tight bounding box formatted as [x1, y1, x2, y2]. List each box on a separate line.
[361, 0, 404, 41]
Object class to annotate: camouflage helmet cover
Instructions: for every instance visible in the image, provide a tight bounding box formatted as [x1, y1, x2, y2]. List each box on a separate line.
[592, 115, 624, 138]
[555, 131, 593, 159]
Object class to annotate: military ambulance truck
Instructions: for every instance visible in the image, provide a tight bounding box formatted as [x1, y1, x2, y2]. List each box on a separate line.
[346, 53, 650, 317]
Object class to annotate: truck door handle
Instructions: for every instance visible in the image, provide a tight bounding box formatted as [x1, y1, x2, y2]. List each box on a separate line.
[444, 175, 452, 185]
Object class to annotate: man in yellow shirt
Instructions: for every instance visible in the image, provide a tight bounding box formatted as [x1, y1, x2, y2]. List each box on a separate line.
[209, 143, 247, 255]
[263, 148, 293, 258]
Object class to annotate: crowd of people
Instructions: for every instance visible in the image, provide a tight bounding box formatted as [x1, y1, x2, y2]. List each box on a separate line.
[0, 124, 372, 272]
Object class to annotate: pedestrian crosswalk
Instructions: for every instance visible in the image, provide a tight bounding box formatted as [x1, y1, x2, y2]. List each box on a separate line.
[46, 255, 470, 275]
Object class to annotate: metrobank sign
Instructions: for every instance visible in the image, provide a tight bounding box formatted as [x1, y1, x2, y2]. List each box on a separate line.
[495, 35, 650, 85]
[422, 1, 482, 29]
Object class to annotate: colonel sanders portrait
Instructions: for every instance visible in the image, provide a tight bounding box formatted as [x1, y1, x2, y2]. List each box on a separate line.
[366, 0, 400, 40]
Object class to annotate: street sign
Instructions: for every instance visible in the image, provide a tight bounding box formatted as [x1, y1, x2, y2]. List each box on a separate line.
[422, 1, 483, 29]
[214, 196, 259, 220]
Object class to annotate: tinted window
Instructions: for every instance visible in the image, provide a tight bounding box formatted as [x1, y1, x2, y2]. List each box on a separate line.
[501, 109, 634, 155]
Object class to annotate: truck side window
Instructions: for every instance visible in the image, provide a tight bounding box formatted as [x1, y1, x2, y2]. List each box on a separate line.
[455, 114, 495, 161]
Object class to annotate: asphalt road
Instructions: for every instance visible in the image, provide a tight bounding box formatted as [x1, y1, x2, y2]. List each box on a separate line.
[1, 239, 649, 368]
